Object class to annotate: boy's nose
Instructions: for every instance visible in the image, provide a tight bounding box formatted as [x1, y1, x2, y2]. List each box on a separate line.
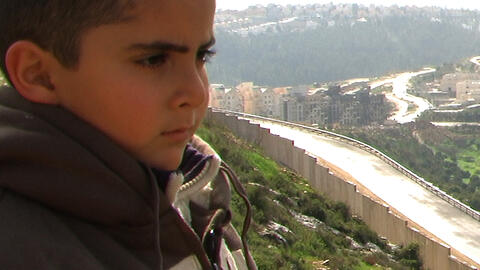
[173, 65, 208, 109]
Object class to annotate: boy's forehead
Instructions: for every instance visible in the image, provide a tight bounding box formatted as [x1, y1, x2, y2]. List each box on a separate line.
[78, 0, 216, 56]
[120, 0, 216, 39]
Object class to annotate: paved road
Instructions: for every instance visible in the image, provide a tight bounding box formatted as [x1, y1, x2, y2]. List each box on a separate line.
[369, 68, 435, 124]
[470, 56, 480, 66]
[249, 119, 480, 266]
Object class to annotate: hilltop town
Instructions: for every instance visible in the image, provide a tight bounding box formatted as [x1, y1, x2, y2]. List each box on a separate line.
[215, 3, 480, 36]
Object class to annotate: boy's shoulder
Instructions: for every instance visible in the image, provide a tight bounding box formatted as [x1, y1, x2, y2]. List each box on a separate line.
[0, 188, 152, 270]
[0, 188, 97, 269]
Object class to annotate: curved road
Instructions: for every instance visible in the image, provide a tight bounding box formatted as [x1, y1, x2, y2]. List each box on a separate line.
[470, 56, 480, 66]
[248, 119, 480, 267]
[369, 68, 435, 124]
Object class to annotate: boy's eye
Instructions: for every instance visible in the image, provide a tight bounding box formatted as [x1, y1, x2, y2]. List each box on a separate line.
[137, 54, 168, 68]
[197, 49, 216, 64]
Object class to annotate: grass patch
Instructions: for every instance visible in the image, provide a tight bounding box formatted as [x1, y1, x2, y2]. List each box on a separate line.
[457, 146, 480, 177]
[354, 261, 384, 270]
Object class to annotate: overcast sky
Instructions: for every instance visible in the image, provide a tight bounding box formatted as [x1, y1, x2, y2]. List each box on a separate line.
[217, 0, 480, 11]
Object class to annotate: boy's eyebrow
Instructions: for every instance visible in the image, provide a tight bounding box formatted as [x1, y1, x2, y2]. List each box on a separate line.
[128, 37, 216, 53]
[128, 41, 189, 53]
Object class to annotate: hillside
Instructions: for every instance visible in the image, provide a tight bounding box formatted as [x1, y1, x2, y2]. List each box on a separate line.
[196, 122, 421, 269]
[209, 3, 480, 87]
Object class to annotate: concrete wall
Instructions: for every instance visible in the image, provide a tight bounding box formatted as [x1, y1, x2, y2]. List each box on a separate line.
[211, 110, 480, 223]
[206, 110, 478, 270]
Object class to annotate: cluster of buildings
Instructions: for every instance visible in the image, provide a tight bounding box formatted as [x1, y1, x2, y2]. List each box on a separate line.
[421, 72, 480, 107]
[215, 3, 479, 37]
[441, 73, 480, 103]
[210, 82, 389, 127]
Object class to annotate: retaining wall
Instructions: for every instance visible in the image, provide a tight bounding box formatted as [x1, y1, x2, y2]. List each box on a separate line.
[206, 110, 478, 270]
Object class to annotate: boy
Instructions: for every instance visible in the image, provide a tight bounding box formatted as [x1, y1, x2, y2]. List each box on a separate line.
[0, 0, 256, 269]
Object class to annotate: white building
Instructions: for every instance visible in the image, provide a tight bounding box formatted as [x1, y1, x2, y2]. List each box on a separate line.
[259, 87, 288, 118]
[209, 84, 244, 112]
[223, 88, 244, 112]
[209, 84, 226, 108]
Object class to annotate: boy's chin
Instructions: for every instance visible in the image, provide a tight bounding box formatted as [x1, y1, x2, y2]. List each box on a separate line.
[149, 159, 182, 171]
[147, 151, 184, 171]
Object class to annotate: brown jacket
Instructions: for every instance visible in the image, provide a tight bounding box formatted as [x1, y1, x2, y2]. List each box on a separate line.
[0, 86, 256, 270]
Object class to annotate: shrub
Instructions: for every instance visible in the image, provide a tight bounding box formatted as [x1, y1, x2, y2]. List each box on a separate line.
[395, 243, 422, 270]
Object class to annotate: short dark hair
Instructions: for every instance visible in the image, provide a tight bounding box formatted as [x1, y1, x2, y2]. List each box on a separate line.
[0, 0, 136, 83]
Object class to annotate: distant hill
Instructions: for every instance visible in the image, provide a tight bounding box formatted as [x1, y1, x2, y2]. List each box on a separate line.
[208, 4, 480, 87]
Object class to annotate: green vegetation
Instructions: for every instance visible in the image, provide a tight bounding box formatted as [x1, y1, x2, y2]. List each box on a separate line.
[197, 121, 421, 269]
[394, 243, 422, 270]
[420, 107, 480, 123]
[371, 85, 392, 95]
[0, 72, 6, 86]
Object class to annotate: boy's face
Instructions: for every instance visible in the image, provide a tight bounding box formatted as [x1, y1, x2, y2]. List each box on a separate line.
[53, 0, 216, 170]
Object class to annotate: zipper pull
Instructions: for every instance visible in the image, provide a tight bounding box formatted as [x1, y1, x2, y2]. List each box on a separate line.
[203, 228, 223, 269]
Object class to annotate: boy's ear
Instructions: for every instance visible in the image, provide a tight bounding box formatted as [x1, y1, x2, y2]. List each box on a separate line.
[5, 40, 60, 104]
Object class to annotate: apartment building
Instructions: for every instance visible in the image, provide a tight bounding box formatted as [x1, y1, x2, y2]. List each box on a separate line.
[282, 96, 305, 122]
[456, 80, 480, 102]
[304, 90, 329, 125]
[259, 87, 289, 118]
[236, 82, 263, 115]
[440, 73, 480, 98]
[209, 84, 225, 108]
[209, 84, 244, 112]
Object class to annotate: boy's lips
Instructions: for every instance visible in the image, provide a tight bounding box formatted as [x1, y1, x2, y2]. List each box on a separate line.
[161, 126, 194, 142]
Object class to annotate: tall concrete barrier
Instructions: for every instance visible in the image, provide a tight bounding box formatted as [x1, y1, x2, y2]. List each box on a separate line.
[406, 227, 428, 265]
[386, 213, 408, 245]
[324, 173, 337, 202]
[334, 175, 348, 205]
[273, 134, 286, 162]
[248, 123, 263, 146]
[264, 134, 280, 161]
[242, 120, 262, 145]
[258, 127, 273, 154]
[206, 112, 479, 270]
[427, 238, 450, 270]
[292, 146, 305, 174]
[360, 195, 376, 227]
[450, 256, 478, 270]
[314, 164, 330, 194]
[372, 203, 390, 238]
[351, 184, 364, 218]
[344, 181, 357, 214]
[208, 110, 225, 127]
[284, 138, 295, 169]
[301, 154, 317, 182]
[236, 119, 251, 139]
[224, 114, 239, 134]
[205, 110, 220, 123]
[277, 137, 294, 168]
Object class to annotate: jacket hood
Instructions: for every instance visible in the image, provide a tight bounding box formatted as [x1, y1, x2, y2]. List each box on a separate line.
[0, 86, 216, 227]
